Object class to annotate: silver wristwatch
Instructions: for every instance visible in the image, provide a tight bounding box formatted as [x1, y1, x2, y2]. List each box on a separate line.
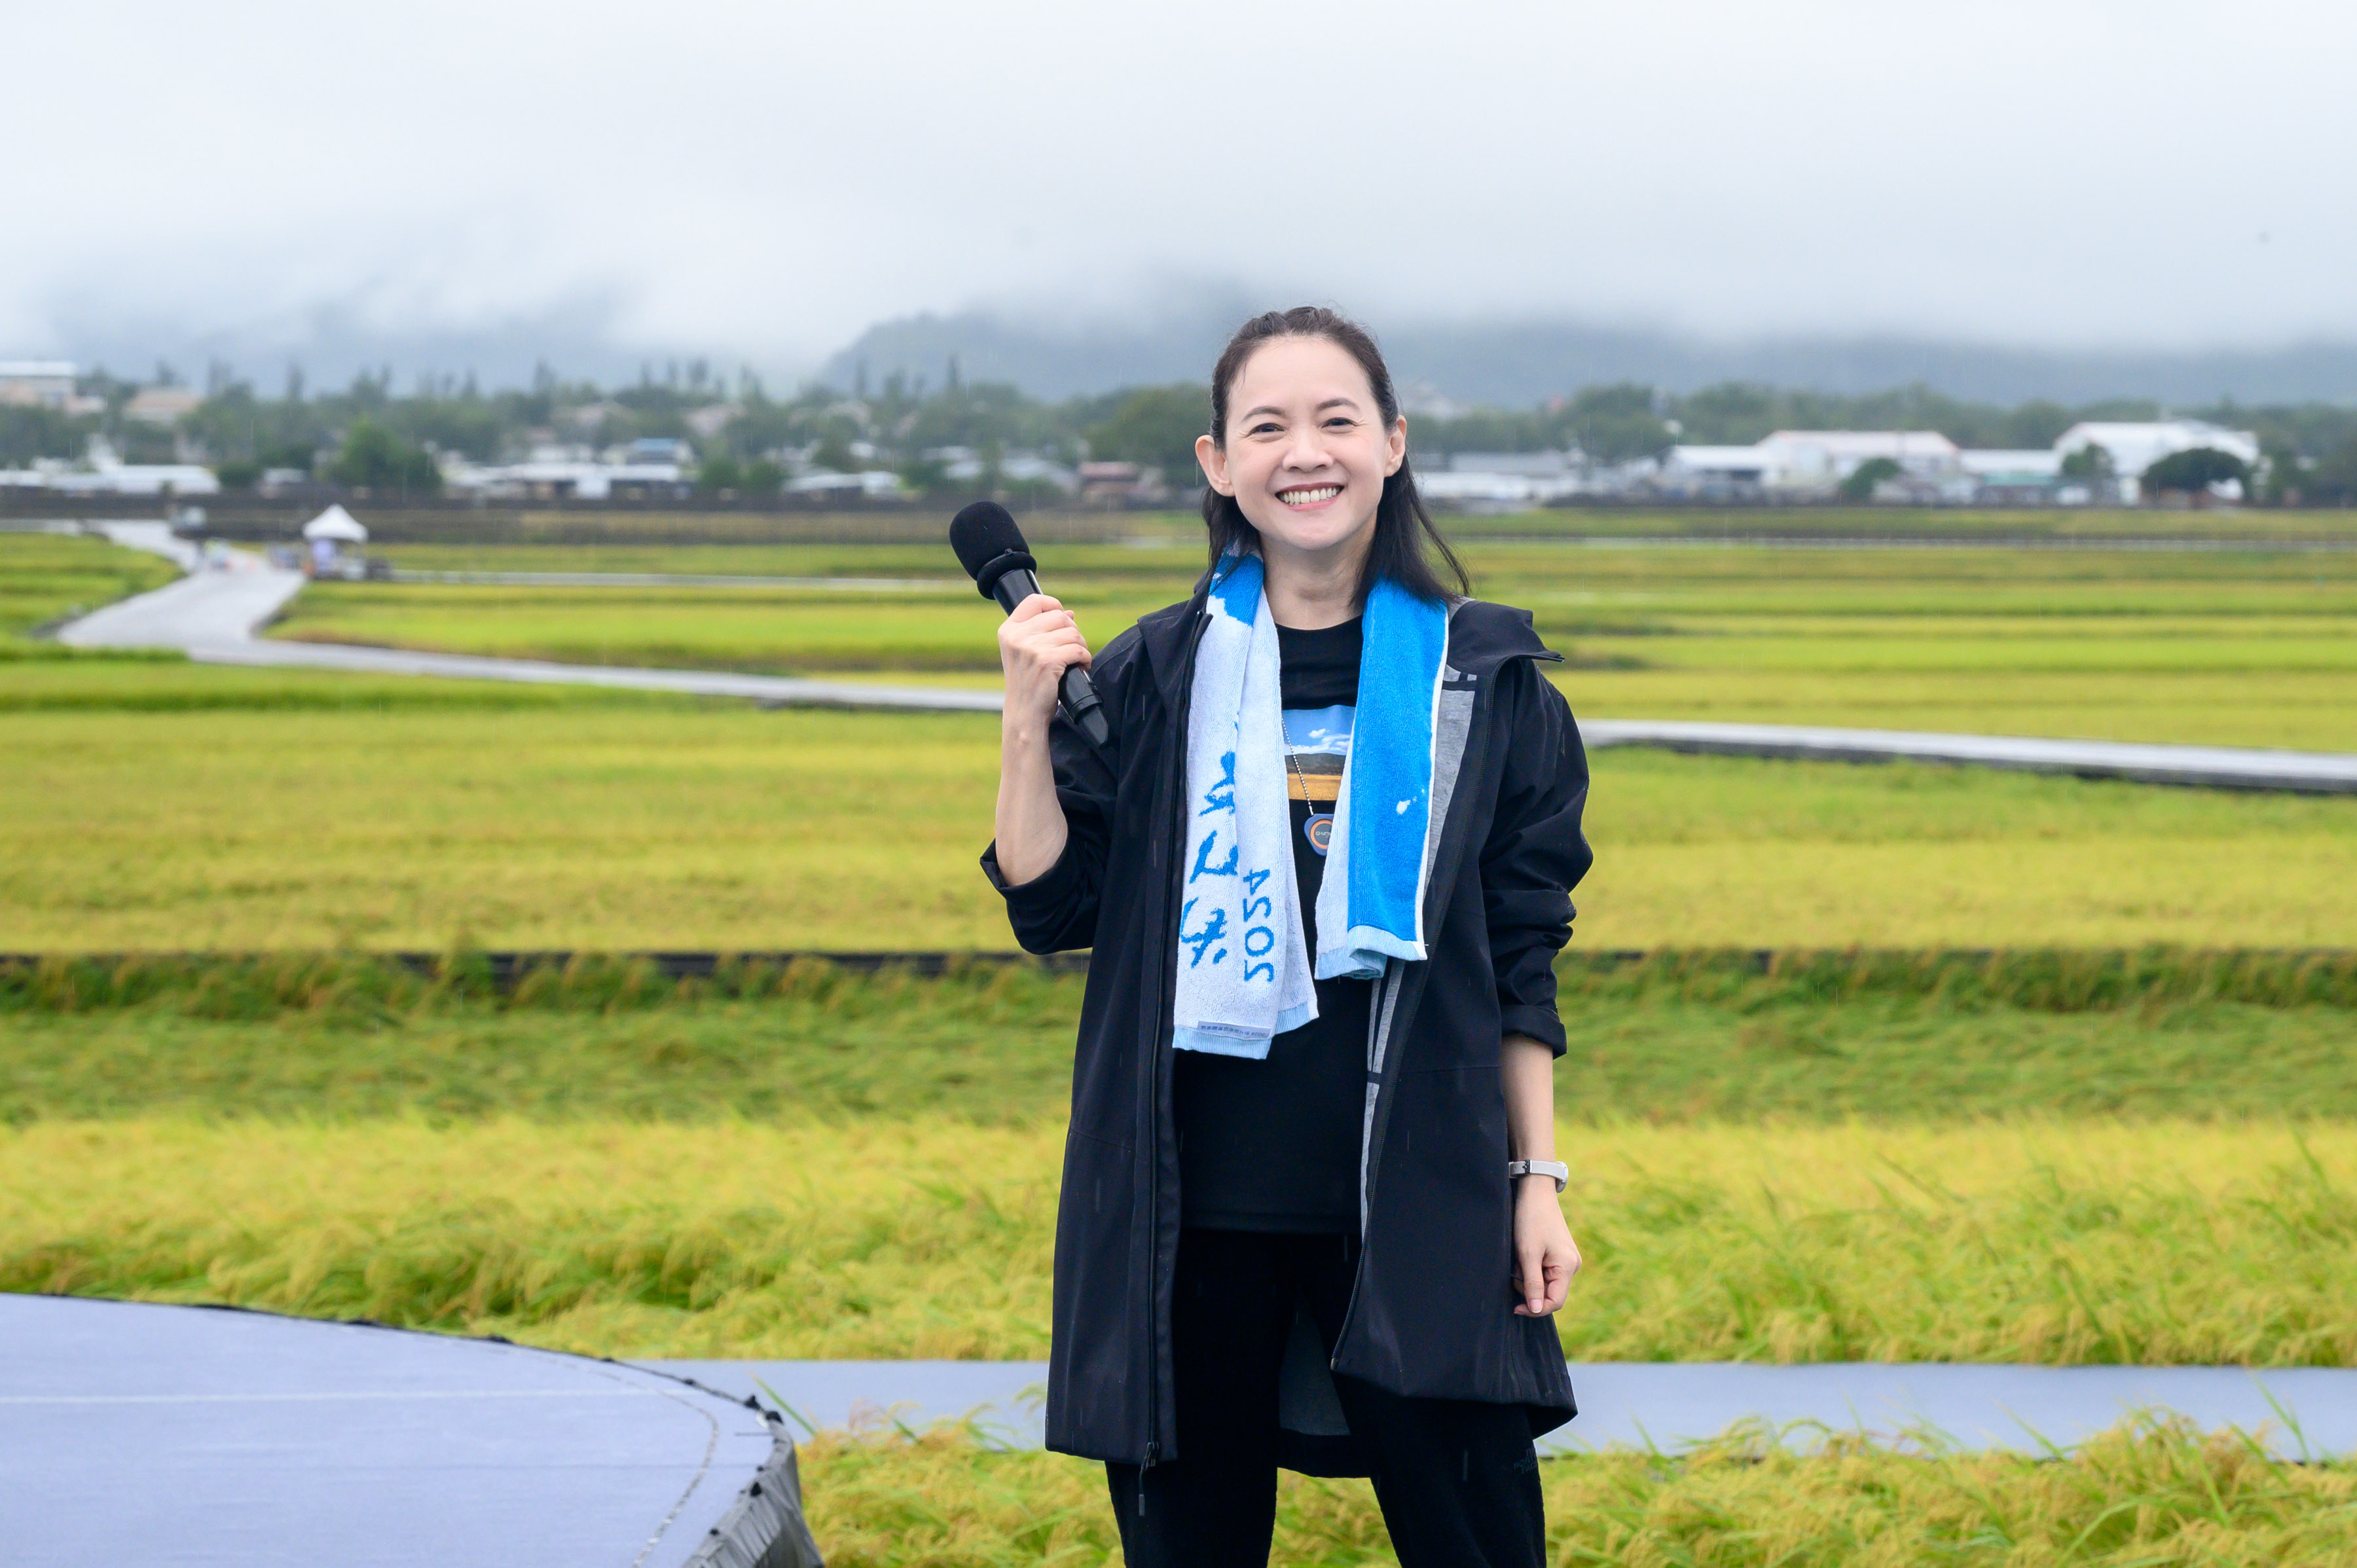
[1508, 1159, 1569, 1192]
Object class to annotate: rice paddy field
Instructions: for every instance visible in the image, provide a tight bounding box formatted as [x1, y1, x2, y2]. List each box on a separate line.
[8, 522, 2357, 951]
[6, 519, 2357, 1562]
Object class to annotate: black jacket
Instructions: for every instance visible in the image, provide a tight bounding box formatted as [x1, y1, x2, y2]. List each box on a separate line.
[983, 587, 1594, 1472]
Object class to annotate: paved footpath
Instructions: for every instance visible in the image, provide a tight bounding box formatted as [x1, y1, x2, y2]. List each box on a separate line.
[1579, 719, 2357, 793]
[50, 526, 2357, 788]
[55, 523, 306, 649]
[646, 1358, 2357, 1459]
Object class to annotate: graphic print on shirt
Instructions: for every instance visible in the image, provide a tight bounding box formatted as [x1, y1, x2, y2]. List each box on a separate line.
[1285, 704, 1354, 857]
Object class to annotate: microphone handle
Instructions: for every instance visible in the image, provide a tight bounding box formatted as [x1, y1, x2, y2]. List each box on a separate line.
[992, 568, 1110, 746]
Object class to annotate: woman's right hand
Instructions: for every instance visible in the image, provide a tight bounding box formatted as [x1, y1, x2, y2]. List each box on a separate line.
[993, 594, 1087, 886]
[998, 593, 1091, 733]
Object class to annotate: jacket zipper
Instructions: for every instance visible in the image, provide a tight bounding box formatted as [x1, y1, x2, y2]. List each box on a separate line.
[1141, 600, 1211, 1500]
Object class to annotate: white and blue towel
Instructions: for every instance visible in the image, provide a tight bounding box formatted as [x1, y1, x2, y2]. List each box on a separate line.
[1172, 552, 1450, 1059]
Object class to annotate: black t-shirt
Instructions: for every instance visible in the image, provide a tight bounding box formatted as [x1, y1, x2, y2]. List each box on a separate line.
[1175, 616, 1374, 1233]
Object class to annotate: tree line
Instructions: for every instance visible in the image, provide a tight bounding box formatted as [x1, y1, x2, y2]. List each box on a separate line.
[8, 360, 2357, 504]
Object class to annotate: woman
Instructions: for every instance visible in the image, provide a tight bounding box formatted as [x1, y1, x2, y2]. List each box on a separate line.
[984, 306, 1592, 1567]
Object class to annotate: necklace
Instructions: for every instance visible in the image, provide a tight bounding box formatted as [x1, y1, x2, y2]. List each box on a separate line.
[1284, 721, 1335, 858]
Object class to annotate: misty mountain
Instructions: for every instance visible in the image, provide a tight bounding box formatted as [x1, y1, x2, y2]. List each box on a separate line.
[39, 295, 2357, 411]
[826, 308, 2357, 409]
[46, 298, 687, 398]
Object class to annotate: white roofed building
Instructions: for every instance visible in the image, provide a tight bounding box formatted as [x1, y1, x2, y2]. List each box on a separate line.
[1656, 445, 1791, 496]
[1958, 450, 2064, 479]
[48, 464, 220, 497]
[2052, 420, 2259, 502]
[1419, 451, 1589, 509]
[1755, 430, 1962, 484]
[1654, 431, 1962, 498]
[785, 470, 907, 500]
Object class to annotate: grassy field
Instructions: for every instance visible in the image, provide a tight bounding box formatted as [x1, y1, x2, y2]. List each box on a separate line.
[6, 957, 2355, 1561]
[6, 529, 2354, 951]
[9, 952, 2357, 1126]
[263, 534, 2357, 748]
[5, 702, 2354, 949]
[10, 526, 2357, 1560]
[0, 529, 178, 642]
[7, 1114, 2353, 1366]
[801, 1419, 2357, 1568]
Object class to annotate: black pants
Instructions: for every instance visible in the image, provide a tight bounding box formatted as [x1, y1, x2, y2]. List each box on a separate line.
[1106, 1229, 1545, 1568]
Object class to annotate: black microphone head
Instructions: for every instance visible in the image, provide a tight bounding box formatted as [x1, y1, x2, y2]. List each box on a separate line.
[949, 501, 1035, 600]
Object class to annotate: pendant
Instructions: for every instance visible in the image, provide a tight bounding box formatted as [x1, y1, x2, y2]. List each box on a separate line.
[1303, 812, 1333, 857]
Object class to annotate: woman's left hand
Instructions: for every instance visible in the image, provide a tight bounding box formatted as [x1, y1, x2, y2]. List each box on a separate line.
[1512, 1180, 1582, 1317]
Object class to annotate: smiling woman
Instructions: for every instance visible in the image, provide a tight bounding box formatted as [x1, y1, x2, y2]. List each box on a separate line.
[985, 306, 1592, 1568]
[1196, 308, 1468, 624]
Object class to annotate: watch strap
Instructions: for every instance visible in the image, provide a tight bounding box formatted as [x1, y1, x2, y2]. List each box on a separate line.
[1508, 1159, 1569, 1192]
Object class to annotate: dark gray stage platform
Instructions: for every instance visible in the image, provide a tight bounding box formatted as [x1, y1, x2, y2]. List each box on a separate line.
[0, 1296, 822, 1568]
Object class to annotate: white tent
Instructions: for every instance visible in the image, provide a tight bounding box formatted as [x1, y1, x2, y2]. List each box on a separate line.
[302, 505, 367, 543]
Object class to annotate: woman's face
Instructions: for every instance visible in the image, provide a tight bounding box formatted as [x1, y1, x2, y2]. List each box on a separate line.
[1197, 335, 1406, 564]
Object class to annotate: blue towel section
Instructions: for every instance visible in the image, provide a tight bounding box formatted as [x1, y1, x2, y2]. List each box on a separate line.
[1174, 551, 1317, 1058]
[1316, 576, 1448, 978]
[1180, 551, 1450, 1017]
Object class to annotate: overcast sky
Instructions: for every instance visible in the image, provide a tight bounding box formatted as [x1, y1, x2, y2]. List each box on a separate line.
[11, 0, 2353, 379]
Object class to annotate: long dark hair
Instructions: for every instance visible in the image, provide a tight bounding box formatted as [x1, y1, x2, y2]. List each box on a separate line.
[1201, 306, 1470, 605]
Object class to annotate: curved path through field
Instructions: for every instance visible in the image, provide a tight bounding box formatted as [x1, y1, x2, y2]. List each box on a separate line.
[54, 525, 1002, 714]
[50, 525, 2357, 789]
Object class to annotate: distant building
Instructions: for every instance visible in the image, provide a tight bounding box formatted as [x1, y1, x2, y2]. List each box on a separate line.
[257, 467, 333, 501]
[1958, 450, 2064, 479]
[1076, 460, 1169, 507]
[1654, 430, 1971, 500]
[0, 360, 102, 415]
[1659, 445, 1785, 492]
[124, 386, 206, 425]
[1755, 430, 1962, 483]
[505, 460, 608, 500]
[0, 361, 77, 407]
[1446, 452, 1577, 479]
[628, 437, 695, 466]
[603, 464, 691, 501]
[1420, 452, 1588, 509]
[940, 450, 1079, 495]
[437, 448, 697, 502]
[684, 404, 739, 440]
[560, 401, 625, 434]
[785, 471, 906, 500]
[47, 464, 220, 497]
[1958, 448, 2072, 505]
[2052, 420, 2259, 503]
[1420, 471, 1543, 509]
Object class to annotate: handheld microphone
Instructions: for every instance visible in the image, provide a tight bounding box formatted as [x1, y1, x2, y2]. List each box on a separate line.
[950, 500, 1110, 746]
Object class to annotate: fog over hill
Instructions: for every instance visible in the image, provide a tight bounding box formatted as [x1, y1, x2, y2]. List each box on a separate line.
[41, 295, 2357, 411]
[826, 306, 2357, 409]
